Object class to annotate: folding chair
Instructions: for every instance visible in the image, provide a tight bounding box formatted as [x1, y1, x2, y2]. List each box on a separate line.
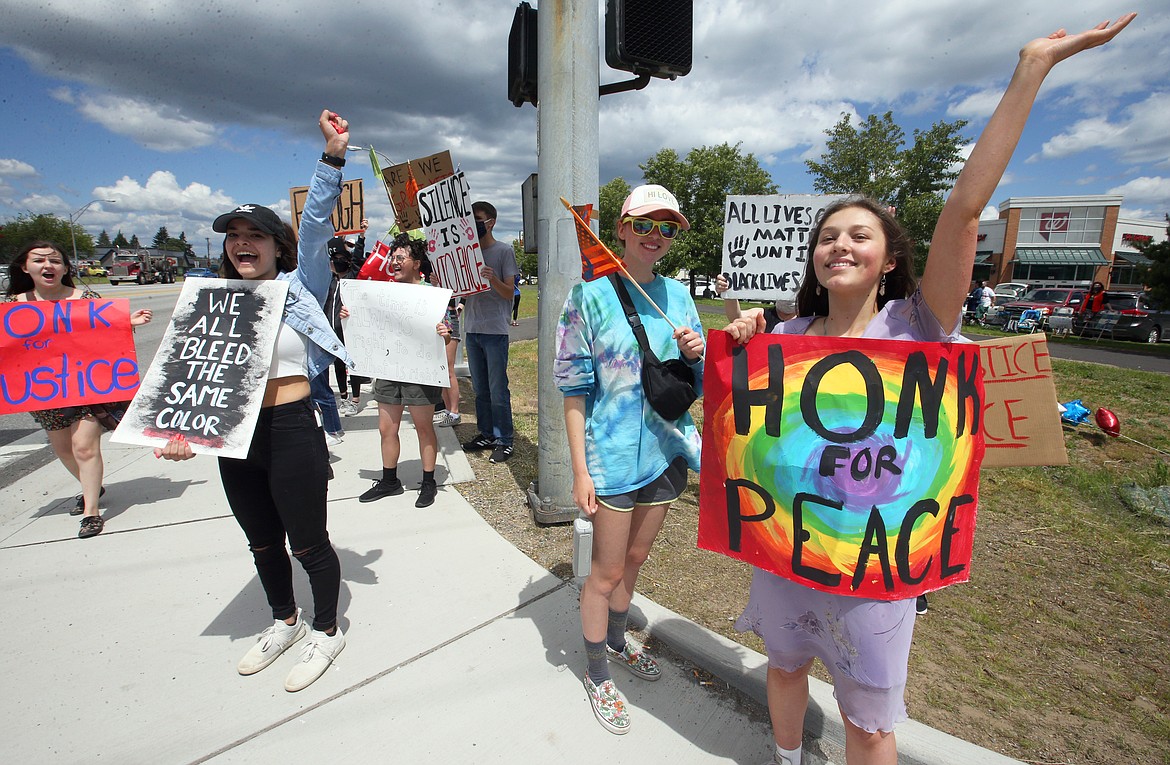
[1015, 309, 1044, 334]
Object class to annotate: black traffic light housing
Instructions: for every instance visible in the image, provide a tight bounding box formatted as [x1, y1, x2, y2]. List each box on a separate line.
[508, 2, 538, 107]
[605, 0, 693, 80]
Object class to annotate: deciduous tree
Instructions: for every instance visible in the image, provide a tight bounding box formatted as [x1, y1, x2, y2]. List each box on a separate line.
[806, 112, 968, 272]
[641, 143, 778, 289]
[0, 213, 95, 261]
[1138, 218, 1170, 304]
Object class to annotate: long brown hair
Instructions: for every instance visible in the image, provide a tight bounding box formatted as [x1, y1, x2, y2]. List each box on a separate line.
[795, 196, 918, 317]
[6, 240, 76, 295]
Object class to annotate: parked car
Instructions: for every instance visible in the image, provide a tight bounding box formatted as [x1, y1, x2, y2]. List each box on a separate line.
[992, 287, 1086, 329]
[980, 294, 1017, 326]
[184, 267, 218, 279]
[1081, 291, 1169, 343]
[993, 282, 1031, 300]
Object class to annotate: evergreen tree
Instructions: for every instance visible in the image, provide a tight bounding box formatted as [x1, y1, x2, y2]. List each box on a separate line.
[129, 234, 141, 248]
[152, 226, 171, 249]
[97, 230, 112, 248]
[113, 231, 130, 248]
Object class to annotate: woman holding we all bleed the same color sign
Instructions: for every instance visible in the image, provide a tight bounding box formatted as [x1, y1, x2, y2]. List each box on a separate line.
[155, 110, 355, 694]
[722, 15, 1134, 765]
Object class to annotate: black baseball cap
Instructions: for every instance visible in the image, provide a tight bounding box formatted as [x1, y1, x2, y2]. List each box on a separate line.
[212, 204, 284, 236]
[327, 236, 350, 258]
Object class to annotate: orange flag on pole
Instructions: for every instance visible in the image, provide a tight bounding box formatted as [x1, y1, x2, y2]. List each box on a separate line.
[561, 197, 622, 282]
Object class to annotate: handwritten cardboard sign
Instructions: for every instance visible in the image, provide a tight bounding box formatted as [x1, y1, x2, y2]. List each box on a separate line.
[289, 178, 365, 236]
[720, 194, 848, 301]
[976, 334, 1067, 467]
[698, 331, 985, 600]
[111, 279, 288, 458]
[419, 172, 490, 298]
[0, 299, 139, 414]
[384, 150, 455, 231]
[339, 280, 452, 387]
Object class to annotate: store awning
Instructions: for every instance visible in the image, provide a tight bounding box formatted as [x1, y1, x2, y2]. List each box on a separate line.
[1013, 247, 1108, 265]
[973, 253, 993, 264]
[1113, 250, 1152, 266]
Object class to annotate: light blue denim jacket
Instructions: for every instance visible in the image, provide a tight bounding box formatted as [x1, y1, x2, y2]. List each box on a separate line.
[277, 161, 354, 379]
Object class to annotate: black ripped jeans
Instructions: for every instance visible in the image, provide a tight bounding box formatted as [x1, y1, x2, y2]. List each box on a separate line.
[218, 398, 341, 632]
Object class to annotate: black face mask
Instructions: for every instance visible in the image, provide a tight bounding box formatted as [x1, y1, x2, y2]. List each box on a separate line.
[476, 221, 487, 238]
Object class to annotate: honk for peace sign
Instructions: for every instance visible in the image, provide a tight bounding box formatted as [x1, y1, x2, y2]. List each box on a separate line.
[698, 331, 985, 600]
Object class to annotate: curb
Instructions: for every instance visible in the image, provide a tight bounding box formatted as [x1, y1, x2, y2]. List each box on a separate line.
[630, 591, 1025, 765]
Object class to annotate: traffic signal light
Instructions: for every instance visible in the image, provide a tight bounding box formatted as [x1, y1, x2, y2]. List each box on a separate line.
[605, 0, 693, 79]
[508, 2, 538, 107]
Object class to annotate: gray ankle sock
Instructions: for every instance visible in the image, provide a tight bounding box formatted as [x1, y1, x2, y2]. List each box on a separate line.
[606, 609, 629, 652]
[584, 637, 610, 684]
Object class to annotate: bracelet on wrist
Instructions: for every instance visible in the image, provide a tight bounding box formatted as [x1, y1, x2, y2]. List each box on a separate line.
[320, 152, 346, 168]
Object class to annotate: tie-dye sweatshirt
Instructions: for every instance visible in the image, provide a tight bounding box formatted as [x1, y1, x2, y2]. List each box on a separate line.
[554, 274, 703, 496]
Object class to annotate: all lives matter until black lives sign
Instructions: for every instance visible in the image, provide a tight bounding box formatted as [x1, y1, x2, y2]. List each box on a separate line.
[720, 194, 848, 301]
[112, 278, 289, 458]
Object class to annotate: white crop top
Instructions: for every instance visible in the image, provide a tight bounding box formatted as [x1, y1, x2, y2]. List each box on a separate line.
[268, 321, 310, 379]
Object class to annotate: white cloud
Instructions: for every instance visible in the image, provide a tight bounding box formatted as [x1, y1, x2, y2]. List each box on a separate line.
[1038, 93, 1170, 165]
[0, 159, 37, 178]
[93, 171, 233, 217]
[17, 193, 70, 213]
[980, 205, 999, 221]
[1108, 176, 1170, 203]
[947, 89, 1004, 120]
[52, 88, 218, 152]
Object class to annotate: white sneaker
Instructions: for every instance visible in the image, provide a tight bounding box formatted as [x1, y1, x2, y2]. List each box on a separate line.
[285, 626, 346, 692]
[324, 432, 343, 447]
[340, 399, 358, 416]
[432, 410, 447, 425]
[238, 609, 306, 675]
[437, 411, 461, 427]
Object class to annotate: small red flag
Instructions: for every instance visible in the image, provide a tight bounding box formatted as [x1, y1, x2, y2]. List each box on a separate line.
[563, 199, 621, 282]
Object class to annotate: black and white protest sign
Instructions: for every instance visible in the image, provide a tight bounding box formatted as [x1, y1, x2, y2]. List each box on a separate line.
[418, 172, 490, 298]
[720, 194, 848, 301]
[112, 278, 288, 458]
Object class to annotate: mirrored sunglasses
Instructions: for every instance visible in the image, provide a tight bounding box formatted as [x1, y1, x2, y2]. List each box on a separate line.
[623, 216, 680, 239]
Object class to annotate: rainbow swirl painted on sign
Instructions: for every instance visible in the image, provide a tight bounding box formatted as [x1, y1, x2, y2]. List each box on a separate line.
[698, 331, 985, 600]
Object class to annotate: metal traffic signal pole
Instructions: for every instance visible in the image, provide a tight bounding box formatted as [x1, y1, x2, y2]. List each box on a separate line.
[526, 0, 599, 525]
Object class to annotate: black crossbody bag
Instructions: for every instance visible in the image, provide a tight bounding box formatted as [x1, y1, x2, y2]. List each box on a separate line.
[609, 274, 698, 421]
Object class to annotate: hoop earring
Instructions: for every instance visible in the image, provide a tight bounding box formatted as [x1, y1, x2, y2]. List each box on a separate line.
[879, 274, 887, 297]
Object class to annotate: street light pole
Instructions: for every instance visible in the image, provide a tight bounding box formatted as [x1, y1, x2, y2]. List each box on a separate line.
[68, 199, 115, 267]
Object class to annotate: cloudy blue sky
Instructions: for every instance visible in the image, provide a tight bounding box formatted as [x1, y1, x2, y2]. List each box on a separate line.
[0, 1, 1166, 256]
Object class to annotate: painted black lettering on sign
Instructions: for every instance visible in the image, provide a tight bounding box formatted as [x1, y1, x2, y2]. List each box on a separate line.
[895, 351, 945, 439]
[800, 351, 883, 444]
[725, 478, 776, 552]
[149, 288, 269, 440]
[731, 343, 784, 437]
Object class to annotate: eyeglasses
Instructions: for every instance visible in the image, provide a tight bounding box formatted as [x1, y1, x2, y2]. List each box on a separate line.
[622, 216, 680, 240]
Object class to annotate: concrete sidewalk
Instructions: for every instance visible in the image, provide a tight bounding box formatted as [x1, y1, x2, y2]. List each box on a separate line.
[0, 396, 1020, 764]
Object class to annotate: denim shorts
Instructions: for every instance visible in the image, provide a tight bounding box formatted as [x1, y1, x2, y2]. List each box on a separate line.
[597, 456, 689, 512]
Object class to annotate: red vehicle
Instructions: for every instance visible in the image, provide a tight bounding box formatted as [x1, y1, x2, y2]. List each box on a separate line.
[107, 251, 177, 286]
[992, 287, 1086, 329]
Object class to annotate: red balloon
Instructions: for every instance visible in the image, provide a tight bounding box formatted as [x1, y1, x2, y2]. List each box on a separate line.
[1096, 408, 1120, 437]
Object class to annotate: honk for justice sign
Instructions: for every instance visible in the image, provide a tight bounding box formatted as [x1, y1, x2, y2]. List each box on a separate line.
[698, 331, 985, 600]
